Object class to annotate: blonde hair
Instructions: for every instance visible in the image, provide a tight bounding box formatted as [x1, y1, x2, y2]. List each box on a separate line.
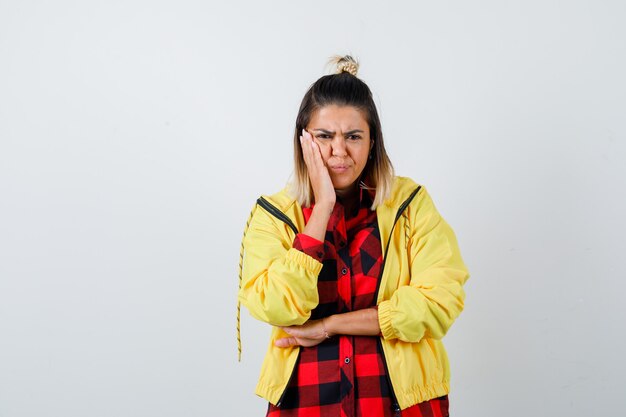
[288, 54, 394, 210]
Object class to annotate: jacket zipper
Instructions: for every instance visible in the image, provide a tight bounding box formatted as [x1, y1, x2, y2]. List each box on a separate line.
[374, 185, 421, 415]
[372, 185, 421, 303]
[255, 196, 300, 408]
[256, 186, 421, 411]
[257, 197, 299, 235]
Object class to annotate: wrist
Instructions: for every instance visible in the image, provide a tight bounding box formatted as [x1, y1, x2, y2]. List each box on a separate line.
[313, 201, 335, 215]
[323, 315, 337, 338]
[320, 318, 332, 339]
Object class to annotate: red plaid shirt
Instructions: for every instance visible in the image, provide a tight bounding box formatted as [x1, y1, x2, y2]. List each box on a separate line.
[266, 186, 449, 417]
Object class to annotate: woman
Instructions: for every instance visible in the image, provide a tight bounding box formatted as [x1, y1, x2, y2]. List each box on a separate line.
[237, 55, 470, 417]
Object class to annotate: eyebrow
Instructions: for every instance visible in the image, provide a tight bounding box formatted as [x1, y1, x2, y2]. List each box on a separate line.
[312, 129, 365, 135]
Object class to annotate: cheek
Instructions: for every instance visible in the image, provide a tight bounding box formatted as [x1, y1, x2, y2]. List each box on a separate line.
[351, 146, 369, 166]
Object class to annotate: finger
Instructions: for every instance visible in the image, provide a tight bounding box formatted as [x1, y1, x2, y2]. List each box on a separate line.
[300, 132, 315, 172]
[303, 128, 313, 141]
[275, 337, 298, 348]
[310, 140, 327, 169]
[302, 128, 315, 149]
[302, 140, 322, 181]
[303, 130, 326, 168]
[281, 326, 302, 337]
[301, 131, 323, 171]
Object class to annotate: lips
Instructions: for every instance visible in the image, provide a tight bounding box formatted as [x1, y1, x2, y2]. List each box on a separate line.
[329, 165, 349, 172]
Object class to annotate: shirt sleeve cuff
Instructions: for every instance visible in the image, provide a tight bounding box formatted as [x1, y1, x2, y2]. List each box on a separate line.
[377, 300, 397, 340]
[293, 233, 325, 263]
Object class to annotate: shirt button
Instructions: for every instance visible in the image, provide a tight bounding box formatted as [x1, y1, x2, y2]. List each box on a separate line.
[344, 357, 350, 364]
[341, 268, 347, 275]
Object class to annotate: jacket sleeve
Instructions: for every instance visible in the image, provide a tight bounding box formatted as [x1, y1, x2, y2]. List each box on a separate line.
[238, 203, 323, 327]
[377, 187, 470, 343]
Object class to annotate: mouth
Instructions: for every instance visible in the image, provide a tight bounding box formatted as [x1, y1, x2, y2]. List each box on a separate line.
[329, 165, 350, 173]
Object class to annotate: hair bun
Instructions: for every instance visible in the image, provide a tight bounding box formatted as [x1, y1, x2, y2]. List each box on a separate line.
[326, 54, 360, 76]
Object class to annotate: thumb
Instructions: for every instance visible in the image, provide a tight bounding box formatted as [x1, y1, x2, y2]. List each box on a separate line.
[280, 326, 299, 336]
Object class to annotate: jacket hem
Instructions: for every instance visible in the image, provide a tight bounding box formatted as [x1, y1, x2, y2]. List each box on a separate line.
[255, 381, 284, 406]
[396, 380, 450, 410]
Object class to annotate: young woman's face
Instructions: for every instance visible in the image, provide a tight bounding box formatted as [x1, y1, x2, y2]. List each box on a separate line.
[306, 104, 373, 194]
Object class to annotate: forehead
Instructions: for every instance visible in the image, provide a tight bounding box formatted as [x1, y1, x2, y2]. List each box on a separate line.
[309, 105, 368, 131]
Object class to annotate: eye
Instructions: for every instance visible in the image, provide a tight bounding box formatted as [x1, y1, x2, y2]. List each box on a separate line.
[347, 135, 362, 141]
[316, 134, 332, 140]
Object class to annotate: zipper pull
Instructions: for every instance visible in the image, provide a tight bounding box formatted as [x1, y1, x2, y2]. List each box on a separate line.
[393, 403, 401, 417]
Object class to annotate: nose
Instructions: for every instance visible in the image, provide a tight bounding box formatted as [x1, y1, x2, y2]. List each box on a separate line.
[331, 137, 348, 157]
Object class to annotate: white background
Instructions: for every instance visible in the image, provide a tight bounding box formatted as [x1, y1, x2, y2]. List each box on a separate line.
[1, 1, 624, 416]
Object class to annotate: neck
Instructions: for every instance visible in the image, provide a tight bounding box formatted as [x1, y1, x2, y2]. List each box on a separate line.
[335, 182, 359, 202]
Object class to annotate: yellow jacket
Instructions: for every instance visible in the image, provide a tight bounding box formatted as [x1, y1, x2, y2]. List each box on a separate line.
[237, 176, 470, 410]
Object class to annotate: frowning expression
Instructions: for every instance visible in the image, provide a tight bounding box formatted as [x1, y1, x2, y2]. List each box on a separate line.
[306, 105, 373, 193]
